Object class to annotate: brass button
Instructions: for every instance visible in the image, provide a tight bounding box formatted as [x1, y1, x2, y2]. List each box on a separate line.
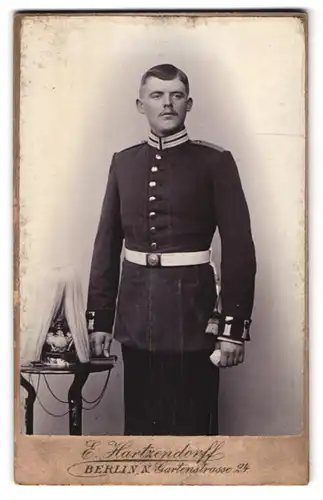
[155, 154, 162, 160]
[149, 196, 156, 202]
[151, 166, 158, 172]
[150, 226, 156, 233]
[149, 212, 156, 218]
[151, 242, 157, 250]
[149, 181, 156, 188]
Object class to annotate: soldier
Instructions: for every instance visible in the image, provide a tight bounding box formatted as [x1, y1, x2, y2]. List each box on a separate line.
[86, 64, 256, 436]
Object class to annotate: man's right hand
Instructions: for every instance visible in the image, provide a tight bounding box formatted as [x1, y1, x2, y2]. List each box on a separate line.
[89, 331, 113, 357]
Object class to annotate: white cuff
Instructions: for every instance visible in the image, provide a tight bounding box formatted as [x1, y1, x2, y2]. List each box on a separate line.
[217, 336, 244, 346]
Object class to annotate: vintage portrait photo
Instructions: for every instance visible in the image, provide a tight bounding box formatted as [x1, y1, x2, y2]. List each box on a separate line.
[15, 12, 307, 484]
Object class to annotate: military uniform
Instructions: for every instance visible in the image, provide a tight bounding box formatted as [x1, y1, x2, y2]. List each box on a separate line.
[86, 127, 256, 435]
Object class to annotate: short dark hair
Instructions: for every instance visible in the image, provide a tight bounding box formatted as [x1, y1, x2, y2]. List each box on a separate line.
[140, 64, 190, 95]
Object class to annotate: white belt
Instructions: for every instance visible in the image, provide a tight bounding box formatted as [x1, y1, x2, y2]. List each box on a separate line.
[124, 248, 210, 267]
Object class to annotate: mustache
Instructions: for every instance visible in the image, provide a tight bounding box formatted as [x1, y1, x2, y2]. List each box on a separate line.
[159, 110, 178, 116]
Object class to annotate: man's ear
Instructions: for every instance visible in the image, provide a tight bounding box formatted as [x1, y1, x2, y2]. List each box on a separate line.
[136, 98, 145, 115]
[186, 97, 193, 113]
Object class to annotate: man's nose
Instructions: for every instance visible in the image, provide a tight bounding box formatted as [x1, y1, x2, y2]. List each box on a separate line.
[162, 94, 173, 107]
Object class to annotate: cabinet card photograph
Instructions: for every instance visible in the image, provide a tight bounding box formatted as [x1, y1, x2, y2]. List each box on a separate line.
[14, 12, 308, 485]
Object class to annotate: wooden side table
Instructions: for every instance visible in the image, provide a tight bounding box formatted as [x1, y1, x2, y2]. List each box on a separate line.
[20, 357, 117, 435]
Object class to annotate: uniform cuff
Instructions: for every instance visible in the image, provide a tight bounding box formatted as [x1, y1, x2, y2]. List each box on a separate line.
[217, 337, 244, 345]
[205, 311, 252, 341]
[86, 310, 114, 333]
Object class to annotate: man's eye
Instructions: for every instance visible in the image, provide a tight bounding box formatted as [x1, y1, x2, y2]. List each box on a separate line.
[151, 94, 162, 99]
[173, 94, 184, 99]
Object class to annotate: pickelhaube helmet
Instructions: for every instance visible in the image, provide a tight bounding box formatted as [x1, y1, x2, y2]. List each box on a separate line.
[31, 267, 90, 367]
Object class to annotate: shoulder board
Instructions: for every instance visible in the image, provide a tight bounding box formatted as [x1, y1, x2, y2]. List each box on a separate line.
[192, 140, 225, 152]
[118, 141, 147, 154]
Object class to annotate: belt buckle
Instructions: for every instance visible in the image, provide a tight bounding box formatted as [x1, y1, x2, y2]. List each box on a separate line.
[146, 253, 161, 267]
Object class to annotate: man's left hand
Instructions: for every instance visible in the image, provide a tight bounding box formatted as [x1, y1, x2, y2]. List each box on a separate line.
[216, 341, 245, 368]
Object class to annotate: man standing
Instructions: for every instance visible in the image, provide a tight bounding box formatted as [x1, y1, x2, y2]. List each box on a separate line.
[86, 64, 256, 436]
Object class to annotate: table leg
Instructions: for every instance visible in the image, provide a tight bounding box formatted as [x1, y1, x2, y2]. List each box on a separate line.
[68, 371, 89, 435]
[20, 374, 36, 435]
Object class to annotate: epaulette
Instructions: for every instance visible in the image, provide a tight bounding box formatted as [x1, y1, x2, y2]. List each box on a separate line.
[118, 141, 147, 154]
[192, 140, 225, 152]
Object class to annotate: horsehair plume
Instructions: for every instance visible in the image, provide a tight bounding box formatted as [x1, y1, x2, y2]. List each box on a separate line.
[33, 269, 65, 361]
[63, 267, 90, 363]
[34, 266, 90, 363]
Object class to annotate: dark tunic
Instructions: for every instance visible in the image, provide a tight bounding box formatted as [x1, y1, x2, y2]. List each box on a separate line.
[86, 131, 256, 352]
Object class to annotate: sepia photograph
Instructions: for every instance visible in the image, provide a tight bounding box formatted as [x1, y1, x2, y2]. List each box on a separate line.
[15, 12, 307, 485]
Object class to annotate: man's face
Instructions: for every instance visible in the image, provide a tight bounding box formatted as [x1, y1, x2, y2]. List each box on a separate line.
[136, 76, 193, 136]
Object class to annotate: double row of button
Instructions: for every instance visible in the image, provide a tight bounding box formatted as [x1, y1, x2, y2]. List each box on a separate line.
[149, 153, 162, 250]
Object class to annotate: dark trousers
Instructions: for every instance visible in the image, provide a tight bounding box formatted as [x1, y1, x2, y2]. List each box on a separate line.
[122, 344, 220, 436]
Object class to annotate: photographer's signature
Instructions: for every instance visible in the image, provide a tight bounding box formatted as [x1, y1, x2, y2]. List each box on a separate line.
[67, 440, 250, 477]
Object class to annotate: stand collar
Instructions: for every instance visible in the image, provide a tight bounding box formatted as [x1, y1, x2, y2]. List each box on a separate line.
[148, 128, 189, 150]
